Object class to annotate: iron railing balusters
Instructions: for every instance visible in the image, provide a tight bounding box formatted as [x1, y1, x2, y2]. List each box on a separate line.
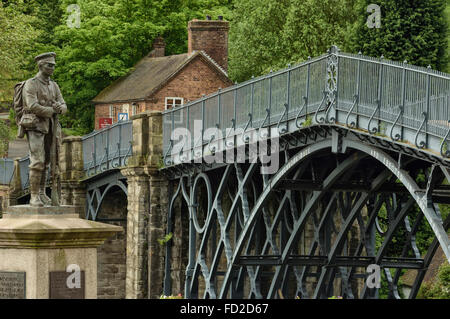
[415, 112, 428, 149]
[440, 121, 450, 157]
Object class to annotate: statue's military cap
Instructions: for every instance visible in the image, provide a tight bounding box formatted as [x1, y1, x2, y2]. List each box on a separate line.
[34, 52, 56, 64]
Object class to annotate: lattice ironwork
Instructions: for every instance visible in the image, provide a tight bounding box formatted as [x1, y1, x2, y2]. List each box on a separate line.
[163, 133, 450, 299]
[85, 171, 127, 221]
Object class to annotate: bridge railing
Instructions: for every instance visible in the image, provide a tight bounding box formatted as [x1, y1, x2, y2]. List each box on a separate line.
[18, 156, 30, 189]
[162, 47, 450, 166]
[0, 158, 15, 185]
[337, 52, 450, 143]
[162, 53, 329, 161]
[82, 120, 133, 177]
[0, 120, 133, 193]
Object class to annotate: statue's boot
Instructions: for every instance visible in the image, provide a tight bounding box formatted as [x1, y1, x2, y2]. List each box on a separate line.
[29, 170, 44, 207]
[39, 170, 51, 206]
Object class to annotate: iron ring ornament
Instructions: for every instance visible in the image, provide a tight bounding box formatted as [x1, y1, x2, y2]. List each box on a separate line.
[157, 46, 450, 298]
[191, 173, 213, 234]
[163, 133, 450, 299]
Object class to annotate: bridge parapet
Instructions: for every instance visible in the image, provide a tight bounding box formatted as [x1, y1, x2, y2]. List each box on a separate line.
[82, 120, 133, 177]
[161, 46, 450, 170]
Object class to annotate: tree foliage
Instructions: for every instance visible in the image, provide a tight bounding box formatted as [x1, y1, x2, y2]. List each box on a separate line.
[228, 0, 358, 83]
[1, 0, 233, 133]
[52, 0, 233, 133]
[418, 262, 450, 299]
[351, 0, 448, 71]
[1, 0, 448, 133]
[0, 1, 40, 102]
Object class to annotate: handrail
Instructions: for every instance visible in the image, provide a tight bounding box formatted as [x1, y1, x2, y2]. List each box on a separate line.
[162, 47, 450, 168]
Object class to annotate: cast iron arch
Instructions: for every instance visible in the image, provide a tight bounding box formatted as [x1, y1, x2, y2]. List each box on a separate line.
[86, 172, 128, 221]
[217, 138, 450, 298]
[164, 135, 450, 299]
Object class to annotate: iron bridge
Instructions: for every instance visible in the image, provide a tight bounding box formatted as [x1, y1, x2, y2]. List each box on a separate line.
[161, 46, 450, 299]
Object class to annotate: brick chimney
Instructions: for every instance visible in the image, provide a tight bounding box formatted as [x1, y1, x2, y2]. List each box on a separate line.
[148, 36, 165, 58]
[188, 17, 229, 72]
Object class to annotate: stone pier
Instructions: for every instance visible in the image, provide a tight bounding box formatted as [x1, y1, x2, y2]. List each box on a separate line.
[0, 205, 122, 299]
[120, 111, 168, 299]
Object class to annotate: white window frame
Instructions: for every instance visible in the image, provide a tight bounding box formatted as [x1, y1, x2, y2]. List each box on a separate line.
[165, 97, 184, 124]
[109, 105, 114, 118]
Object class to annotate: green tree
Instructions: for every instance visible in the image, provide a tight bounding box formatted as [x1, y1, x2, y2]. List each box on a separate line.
[50, 0, 233, 133]
[281, 0, 357, 65]
[418, 262, 450, 298]
[0, 1, 40, 102]
[351, 0, 448, 71]
[228, 0, 358, 83]
[228, 0, 290, 82]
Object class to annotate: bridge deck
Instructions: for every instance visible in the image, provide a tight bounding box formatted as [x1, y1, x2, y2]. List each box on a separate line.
[161, 47, 450, 168]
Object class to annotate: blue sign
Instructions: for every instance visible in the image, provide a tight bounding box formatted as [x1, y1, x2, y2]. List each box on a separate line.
[118, 113, 128, 121]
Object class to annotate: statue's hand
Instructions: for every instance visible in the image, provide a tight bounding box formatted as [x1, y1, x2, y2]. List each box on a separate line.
[52, 102, 62, 114]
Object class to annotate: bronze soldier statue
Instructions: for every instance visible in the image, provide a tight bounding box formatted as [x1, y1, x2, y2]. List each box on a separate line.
[20, 52, 67, 207]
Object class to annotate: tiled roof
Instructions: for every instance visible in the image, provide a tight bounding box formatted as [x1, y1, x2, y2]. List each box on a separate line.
[92, 51, 229, 104]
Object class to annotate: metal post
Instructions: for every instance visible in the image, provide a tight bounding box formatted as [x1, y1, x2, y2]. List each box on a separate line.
[186, 104, 190, 159]
[234, 88, 237, 146]
[251, 81, 254, 127]
[269, 75, 272, 124]
[118, 122, 122, 166]
[171, 108, 174, 163]
[286, 69, 291, 132]
[356, 54, 361, 128]
[377, 57, 384, 133]
[335, 52, 339, 122]
[202, 97, 205, 159]
[106, 129, 110, 170]
[218, 88, 221, 129]
[185, 178, 197, 299]
[93, 135, 97, 174]
[401, 61, 407, 141]
[218, 89, 221, 154]
[306, 60, 311, 117]
[425, 66, 431, 148]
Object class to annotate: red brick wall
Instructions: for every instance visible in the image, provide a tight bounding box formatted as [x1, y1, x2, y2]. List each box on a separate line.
[148, 56, 232, 112]
[188, 19, 229, 72]
[94, 55, 232, 129]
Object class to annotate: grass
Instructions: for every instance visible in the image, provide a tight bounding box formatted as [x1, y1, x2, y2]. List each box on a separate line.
[9, 124, 18, 141]
[62, 127, 86, 137]
[302, 115, 313, 127]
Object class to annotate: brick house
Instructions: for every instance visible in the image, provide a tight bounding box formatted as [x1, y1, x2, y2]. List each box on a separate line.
[92, 18, 233, 130]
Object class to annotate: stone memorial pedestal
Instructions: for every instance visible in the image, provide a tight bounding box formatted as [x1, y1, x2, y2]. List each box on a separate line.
[0, 205, 122, 299]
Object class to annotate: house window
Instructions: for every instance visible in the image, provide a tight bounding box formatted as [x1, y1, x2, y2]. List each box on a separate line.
[132, 103, 137, 116]
[109, 105, 114, 118]
[165, 97, 184, 124]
